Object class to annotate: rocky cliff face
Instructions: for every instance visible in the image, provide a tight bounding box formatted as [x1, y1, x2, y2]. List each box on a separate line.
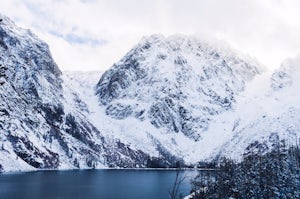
[95, 35, 263, 141]
[0, 14, 63, 171]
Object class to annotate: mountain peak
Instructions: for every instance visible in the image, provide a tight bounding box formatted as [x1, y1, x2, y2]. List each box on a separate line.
[0, 13, 61, 77]
[96, 34, 263, 141]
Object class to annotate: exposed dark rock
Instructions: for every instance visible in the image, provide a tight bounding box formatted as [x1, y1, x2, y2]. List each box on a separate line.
[41, 104, 64, 125]
[8, 134, 59, 169]
[105, 103, 134, 119]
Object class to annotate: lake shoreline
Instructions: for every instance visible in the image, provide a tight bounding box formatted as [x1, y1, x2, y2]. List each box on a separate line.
[0, 167, 216, 175]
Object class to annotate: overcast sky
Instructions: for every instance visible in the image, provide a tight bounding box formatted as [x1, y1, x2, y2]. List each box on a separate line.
[1, 0, 300, 71]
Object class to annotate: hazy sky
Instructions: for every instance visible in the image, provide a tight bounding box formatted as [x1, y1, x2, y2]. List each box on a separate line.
[1, 0, 300, 71]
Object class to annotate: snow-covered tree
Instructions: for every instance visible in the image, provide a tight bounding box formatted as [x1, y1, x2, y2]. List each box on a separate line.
[191, 139, 300, 199]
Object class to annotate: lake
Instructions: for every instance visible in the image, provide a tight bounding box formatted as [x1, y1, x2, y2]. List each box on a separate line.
[0, 169, 199, 199]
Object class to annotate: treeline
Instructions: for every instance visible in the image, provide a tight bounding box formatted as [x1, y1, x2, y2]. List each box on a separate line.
[191, 139, 300, 199]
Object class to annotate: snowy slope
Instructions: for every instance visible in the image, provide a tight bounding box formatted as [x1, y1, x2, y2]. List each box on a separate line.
[207, 55, 300, 160]
[62, 71, 187, 166]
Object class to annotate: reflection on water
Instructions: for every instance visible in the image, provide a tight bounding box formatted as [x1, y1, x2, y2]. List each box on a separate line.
[0, 169, 198, 199]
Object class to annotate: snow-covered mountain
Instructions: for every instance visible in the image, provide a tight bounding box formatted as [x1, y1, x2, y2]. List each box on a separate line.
[0, 14, 158, 172]
[96, 35, 263, 141]
[1, 13, 299, 172]
[61, 35, 264, 167]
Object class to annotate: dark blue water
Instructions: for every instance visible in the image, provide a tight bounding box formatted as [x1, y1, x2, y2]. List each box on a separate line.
[0, 169, 198, 199]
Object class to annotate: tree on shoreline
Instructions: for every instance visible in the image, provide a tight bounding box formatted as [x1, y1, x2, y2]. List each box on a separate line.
[169, 170, 186, 199]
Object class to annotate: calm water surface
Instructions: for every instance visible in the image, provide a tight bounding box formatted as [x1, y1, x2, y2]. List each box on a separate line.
[0, 169, 198, 199]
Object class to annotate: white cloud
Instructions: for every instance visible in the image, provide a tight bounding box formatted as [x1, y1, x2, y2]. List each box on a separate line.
[1, 0, 300, 71]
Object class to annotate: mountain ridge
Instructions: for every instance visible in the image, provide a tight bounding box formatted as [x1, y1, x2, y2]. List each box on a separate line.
[1, 14, 299, 172]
